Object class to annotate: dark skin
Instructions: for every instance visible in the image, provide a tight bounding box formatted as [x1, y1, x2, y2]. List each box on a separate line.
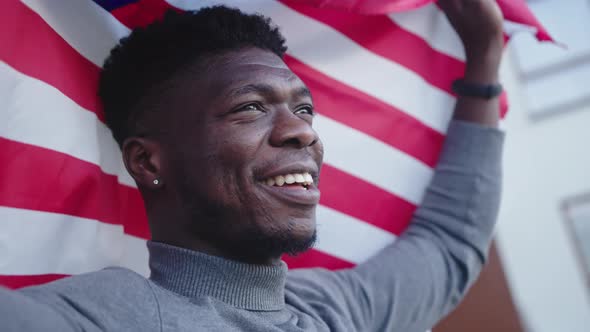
[124, 49, 322, 265]
[123, 0, 504, 265]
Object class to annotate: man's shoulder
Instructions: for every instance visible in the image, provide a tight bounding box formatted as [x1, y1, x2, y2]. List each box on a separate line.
[19, 267, 154, 305]
[18, 268, 161, 330]
[286, 267, 359, 304]
[21, 267, 149, 296]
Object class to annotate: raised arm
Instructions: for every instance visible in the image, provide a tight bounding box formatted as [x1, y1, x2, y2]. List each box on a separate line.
[286, 1, 506, 331]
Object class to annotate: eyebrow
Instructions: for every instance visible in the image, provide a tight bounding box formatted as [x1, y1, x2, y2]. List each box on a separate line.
[226, 83, 312, 100]
[294, 86, 312, 99]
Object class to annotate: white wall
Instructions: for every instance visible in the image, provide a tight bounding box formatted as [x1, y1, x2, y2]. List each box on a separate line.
[496, 49, 590, 332]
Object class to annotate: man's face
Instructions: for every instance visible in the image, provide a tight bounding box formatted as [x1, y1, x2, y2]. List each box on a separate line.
[159, 48, 323, 262]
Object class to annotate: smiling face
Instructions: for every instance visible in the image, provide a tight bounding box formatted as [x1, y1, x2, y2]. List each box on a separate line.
[147, 48, 323, 263]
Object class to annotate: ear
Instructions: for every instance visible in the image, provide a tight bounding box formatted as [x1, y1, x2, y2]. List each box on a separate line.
[122, 137, 163, 189]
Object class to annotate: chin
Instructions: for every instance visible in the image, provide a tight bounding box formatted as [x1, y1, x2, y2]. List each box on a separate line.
[248, 215, 317, 257]
[268, 227, 317, 257]
[223, 216, 318, 262]
[183, 190, 318, 261]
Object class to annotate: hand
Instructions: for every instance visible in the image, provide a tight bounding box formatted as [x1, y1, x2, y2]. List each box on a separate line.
[438, 0, 504, 60]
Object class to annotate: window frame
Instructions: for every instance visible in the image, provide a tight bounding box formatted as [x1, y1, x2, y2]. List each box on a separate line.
[562, 192, 590, 294]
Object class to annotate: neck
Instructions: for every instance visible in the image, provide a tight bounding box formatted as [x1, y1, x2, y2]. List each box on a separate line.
[146, 201, 286, 266]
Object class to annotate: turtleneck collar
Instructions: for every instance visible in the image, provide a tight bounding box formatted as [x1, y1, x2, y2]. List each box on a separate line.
[147, 241, 287, 311]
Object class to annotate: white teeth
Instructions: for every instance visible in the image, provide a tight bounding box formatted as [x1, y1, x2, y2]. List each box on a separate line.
[294, 174, 305, 183]
[275, 175, 285, 187]
[275, 175, 285, 186]
[263, 172, 314, 187]
[284, 174, 296, 184]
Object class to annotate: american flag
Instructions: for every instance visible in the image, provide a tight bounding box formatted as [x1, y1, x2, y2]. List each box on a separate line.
[0, 0, 550, 289]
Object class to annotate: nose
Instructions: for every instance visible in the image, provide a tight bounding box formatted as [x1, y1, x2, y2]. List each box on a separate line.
[269, 108, 319, 149]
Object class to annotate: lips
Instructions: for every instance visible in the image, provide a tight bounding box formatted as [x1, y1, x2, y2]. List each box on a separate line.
[258, 180, 320, 206]
[256, 164, 320, 206]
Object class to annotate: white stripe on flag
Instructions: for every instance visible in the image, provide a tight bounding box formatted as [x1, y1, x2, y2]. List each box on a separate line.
[0, 206, 150, 276]
[23, 0, 457, 134]
[169, 0, 456, 133]
[20, 0, 125, 67]
[0, 61, 135, 187]
[315, 115, 432, 205]
[0, 205, 396, 274]
[387, 3, 466, 62]
[0, 60, 433, 205]
[316, 205, 397, 264]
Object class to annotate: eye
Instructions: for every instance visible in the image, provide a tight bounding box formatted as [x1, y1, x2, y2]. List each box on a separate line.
[238, 103, 264, 112]
[294, 105, 314, 116]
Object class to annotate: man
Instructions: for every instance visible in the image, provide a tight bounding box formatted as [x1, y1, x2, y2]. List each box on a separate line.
[0, 1, 505, 331]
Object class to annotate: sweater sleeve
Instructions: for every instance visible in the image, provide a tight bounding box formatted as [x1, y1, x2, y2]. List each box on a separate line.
[287, 120, 504, 332]
[0, 268, 161, 332]
[0, 286, 79, 331]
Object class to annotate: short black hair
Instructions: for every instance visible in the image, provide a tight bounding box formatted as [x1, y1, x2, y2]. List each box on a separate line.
[98, 6, 287, 147]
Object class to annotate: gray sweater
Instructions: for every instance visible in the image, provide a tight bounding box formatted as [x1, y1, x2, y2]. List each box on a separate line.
[0, 120, 504, 332]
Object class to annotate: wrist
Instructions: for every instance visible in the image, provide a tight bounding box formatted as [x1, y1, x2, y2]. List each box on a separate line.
[464, 48, 503, 84]
[464, 36, 504, 65]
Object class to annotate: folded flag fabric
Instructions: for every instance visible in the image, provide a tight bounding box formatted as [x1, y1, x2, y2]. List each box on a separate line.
[0, 0, 551, 289]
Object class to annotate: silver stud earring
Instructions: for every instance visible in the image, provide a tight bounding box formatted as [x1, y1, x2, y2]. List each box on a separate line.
[153, 179, 160, 185]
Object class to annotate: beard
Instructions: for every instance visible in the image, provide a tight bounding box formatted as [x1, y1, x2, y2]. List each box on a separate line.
[177, 177, 317, 263]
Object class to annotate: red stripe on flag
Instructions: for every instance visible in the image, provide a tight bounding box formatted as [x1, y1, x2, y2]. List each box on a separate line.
[281, 0, 465, 94]
[292, 0, 432, 15]
[0, 138, 150, 239]
[0, 0, 104, 121]
[0, 274, 68, 289]
[286, 55, 444, 167]
[320, 165, 415, 236]
[283, 250, 354, 270]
